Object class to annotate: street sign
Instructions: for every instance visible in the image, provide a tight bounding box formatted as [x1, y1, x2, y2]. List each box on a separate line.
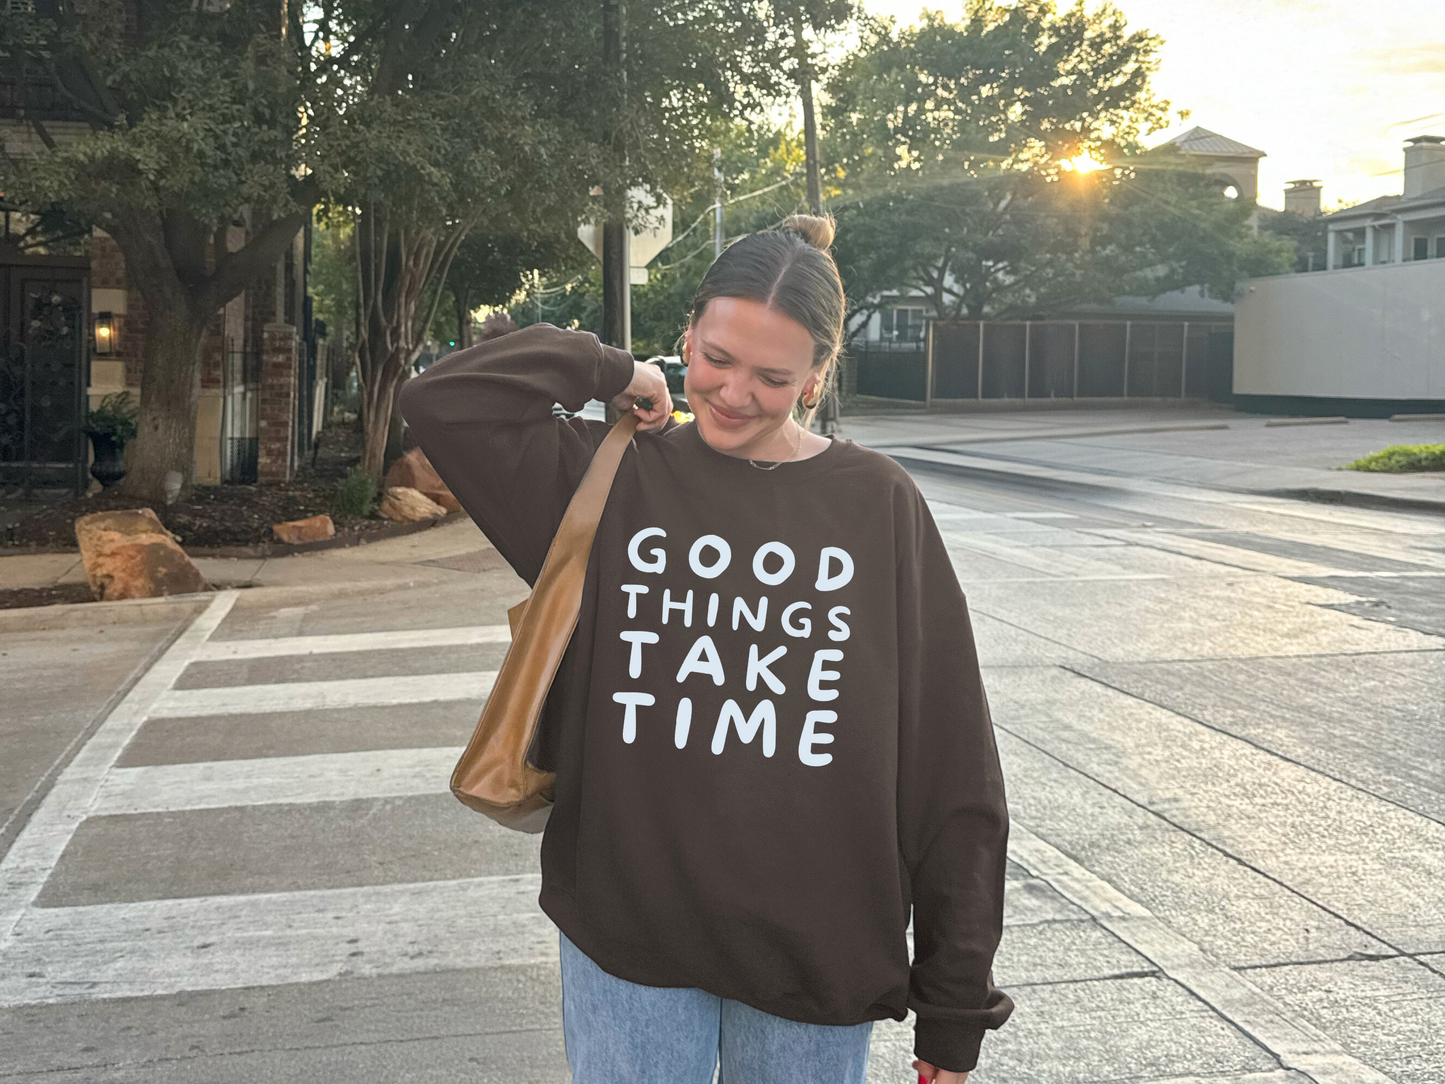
[578, 187, 673, 283]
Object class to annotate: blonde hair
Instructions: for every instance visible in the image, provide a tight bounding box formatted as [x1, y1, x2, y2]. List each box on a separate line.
[679, 212, 845, 432]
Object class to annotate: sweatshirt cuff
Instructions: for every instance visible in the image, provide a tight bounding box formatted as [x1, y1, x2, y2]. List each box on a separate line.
[595, 340, 635, 404]
[914, 1018, 985, 1075]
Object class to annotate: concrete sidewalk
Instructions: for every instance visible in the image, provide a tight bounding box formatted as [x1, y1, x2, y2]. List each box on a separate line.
[836, 405, 1445, 516]
[0, 517, 499, 602]
[4, 405, 1441, 599]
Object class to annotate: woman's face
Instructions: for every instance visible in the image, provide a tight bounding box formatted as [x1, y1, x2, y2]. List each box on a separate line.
[682, 296, 821, 455]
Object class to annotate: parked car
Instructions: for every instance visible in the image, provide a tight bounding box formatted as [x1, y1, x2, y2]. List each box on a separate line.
[553, 355, 689, 420]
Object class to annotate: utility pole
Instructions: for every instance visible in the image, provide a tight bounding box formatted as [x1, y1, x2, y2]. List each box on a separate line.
[792, 12, 837, 434]
[714, 148, 725, 258]
[601, 2, 630, 353]
[602, 0, 630, 422]
[793, 10, 822, 215]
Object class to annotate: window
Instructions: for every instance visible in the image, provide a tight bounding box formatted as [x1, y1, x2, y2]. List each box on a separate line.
[880, 306, 926, 342]
[1436, 236, 1445, 259]
[1414, 237, 1430, 261]
[1352, 245, 1366, 266]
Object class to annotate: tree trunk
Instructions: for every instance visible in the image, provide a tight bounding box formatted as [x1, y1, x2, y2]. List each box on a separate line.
[358, 359, 406, 478]
[455, 291, 473, 349]
[119, 310, 206, 502]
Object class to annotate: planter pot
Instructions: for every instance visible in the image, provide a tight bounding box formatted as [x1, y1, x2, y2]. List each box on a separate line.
[84, 429, 128, 489]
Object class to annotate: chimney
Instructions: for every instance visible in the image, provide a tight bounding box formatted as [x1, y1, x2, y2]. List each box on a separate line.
[1284, 179, 1321, 217]
[1403, 135, 1445, 199]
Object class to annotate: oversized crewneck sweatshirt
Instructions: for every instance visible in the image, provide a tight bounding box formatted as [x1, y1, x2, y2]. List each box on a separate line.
[397, 322, 1013, 1072]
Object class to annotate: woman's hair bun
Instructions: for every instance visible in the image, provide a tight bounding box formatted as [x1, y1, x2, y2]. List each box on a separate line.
[779, 212, 836, 251]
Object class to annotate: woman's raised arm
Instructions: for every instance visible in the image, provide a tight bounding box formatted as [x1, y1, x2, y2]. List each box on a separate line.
[396, 322, 636, 586]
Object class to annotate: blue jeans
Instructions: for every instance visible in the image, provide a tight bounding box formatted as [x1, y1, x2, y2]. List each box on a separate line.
[559, 928, 874, 1084]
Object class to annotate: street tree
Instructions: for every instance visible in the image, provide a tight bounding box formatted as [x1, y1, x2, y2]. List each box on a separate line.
[2, 0, 320, 501]
[330, 0, 840, 475]
[823, 1, 1289, 326]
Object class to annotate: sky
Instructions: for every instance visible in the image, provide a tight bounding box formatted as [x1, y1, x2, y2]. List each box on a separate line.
[857, 0, 1445, 210]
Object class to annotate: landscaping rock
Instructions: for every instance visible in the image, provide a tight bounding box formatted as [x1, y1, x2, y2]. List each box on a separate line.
[74, 508, 212, 601]
[378, 486, 448, 522]
[384, 448, 462, 512]
[272, 513, 336, 545]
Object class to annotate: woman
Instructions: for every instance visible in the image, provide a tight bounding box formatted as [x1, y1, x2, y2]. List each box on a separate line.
[398, 214, 1013, 1084]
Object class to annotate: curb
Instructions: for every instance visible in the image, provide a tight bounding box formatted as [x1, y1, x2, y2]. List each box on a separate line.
[861, 421, 1230, 451]
[0, 510, 467, 560]
[187, 510, 467, 557]
[1254, 487, 1445, 517]
[0, 590, 211, 630]
[886, 449, 1445, 518]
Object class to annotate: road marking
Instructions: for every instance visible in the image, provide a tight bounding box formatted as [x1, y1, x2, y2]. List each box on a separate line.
[930, 510, 1079, 521]
[0, 874, 553, 1006]
[0, 874, 1066, 1009]
[940, 528, 1165, 580]
[193, 624, 512, 661]
[1009, 824, 1399, 1084]
[897, 445, 1445, 537]
[149, 671, 498, 717]
[0, 591, 239, 948]
[93, 747, 461, 815]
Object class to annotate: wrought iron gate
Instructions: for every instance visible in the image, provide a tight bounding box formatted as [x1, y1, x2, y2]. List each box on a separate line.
[0, 256, 89, 491]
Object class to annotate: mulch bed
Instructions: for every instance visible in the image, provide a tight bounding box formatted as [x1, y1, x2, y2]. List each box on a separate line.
[0, 584, 97, 611]
[2, 481, 394, 551]
[1, 418, 404, 552]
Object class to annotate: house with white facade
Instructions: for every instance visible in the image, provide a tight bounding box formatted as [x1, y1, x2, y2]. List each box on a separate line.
[1322, 136, 1445, 268]
[1232, 136, 1445, 414]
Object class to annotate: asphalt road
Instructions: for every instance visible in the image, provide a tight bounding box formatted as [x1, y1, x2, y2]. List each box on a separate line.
[1, 436, 1441, 1084]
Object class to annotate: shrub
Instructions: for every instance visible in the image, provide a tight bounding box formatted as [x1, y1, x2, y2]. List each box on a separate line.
[333, 466, 379, 516]
[85, 390, 139, 444]
[1344, 444, 1445, 473]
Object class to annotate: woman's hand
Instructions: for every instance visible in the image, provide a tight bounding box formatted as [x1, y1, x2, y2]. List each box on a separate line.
[610, 360, 673, 432]
[913, 1058, 969, 1083]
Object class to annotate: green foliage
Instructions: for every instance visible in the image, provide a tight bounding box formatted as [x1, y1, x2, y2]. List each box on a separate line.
[1258, 208, 1329, 274]
[3, 7, 304, 237]
[310, 210, 356, 354]
[85, 391, 139, 444]
[332, 466, 379, 517]
[508, 118, 819, 356]
[822, 1, 1291, 323]
[1343, 444, 1445, 473]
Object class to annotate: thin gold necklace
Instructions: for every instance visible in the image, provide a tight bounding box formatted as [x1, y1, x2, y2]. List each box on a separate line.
[748, 422, 804, 471]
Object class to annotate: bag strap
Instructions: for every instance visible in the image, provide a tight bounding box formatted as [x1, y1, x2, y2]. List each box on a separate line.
[508, 410, 642, 640]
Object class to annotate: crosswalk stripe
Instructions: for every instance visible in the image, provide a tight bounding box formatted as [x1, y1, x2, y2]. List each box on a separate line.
[940, 528, 1165, 580]
[0, 592, 239, 948]
[93, 748, 461, 815]
[0, 874, 553, 1007]
[0, 853, 1064, 1008]
[149, 671, 497, 717]
[192, 624, 513, 661]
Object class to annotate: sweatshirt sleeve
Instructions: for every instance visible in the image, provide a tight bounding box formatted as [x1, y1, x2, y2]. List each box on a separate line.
[396, 322, 637, 587]
[896, 482, 1014, 1073]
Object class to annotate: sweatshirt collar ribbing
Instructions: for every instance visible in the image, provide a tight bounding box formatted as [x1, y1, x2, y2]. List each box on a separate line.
[668, 419, 842, 480]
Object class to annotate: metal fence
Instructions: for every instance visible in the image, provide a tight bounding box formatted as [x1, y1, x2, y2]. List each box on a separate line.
[220, 340, 260, 484]
[848, 319, 1234, 405]
[849, 339, 928, 401]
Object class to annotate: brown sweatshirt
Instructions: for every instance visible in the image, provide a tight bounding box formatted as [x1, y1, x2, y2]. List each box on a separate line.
[397, 322, 1013, 1072]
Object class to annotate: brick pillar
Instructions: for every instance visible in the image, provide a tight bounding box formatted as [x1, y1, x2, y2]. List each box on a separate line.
[258, 322, 298, 481]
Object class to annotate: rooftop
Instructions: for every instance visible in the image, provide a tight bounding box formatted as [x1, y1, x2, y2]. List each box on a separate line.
[1164, 126, 1266, 159]
[1323, 185, 1445, 222]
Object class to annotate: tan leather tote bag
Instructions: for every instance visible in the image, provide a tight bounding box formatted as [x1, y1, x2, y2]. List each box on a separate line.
[451, 411, 641, 833]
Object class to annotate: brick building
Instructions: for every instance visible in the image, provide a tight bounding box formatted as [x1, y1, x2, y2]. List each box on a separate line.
[0, 8, 327, 493]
